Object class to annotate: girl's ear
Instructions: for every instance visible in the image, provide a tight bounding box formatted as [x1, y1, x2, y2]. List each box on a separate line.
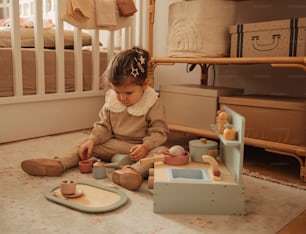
[142, 79, 151, 90]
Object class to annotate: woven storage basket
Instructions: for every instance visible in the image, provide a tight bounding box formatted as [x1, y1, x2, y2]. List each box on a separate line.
[167, 0, 237, 57]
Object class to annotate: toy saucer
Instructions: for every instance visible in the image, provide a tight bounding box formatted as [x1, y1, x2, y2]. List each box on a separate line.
[62, 189, 83, 198]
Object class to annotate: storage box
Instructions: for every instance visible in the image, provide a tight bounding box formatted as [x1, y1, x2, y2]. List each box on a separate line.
[159, 84, 243, 131]
[230, 18, 306, 57]
[219, 95, 306, 146]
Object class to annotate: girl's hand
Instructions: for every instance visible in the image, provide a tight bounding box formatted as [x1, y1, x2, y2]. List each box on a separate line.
[78, 139, 95, 161]
[129, 144, 149, 161]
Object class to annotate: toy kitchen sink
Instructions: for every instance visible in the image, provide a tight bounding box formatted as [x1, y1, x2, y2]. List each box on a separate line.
[148, 105, 245, 215]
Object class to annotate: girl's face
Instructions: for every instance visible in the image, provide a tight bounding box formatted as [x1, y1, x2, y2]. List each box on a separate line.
[112, 83, 148, 106]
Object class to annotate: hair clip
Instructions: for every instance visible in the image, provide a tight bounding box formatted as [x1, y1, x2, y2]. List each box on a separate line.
[139, 55, 145, 65]
[135, 48, 144, 55]
[130, 48, 147, 78]
[134, 56, 145, 73]
[130, 64, 139, 77]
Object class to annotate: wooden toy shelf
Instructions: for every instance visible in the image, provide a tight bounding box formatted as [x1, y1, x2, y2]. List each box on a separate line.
[149, 56, 306, 86]
[211, 124, 240, 147]
[147, 1, 306, 182]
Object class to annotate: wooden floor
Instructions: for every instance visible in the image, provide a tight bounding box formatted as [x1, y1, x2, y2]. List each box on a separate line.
[277, 210, 306, 234]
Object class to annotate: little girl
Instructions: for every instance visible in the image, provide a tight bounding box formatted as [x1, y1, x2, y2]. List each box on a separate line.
[21, 47, 169, 191]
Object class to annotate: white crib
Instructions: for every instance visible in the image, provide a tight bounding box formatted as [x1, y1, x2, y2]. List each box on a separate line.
[0, 0, 146, 143]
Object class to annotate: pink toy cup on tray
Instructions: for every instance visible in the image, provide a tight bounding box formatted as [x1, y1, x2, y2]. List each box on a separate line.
[60, 180, 76, 195]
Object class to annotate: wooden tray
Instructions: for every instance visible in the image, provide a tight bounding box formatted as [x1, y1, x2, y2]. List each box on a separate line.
[44, 181, 128, 213]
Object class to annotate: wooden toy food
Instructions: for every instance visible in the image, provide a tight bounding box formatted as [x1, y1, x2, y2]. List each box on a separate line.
[168, 145, 185, 156]
[216, 110, 229, 133]
[140, 145, 190, 166]
[223, 123, 237, 140]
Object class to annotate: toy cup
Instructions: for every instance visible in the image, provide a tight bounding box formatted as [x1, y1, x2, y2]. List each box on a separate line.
[79, 160, 93, 173]
[60, 180, 76, 195]
[93, 160, 106, 179]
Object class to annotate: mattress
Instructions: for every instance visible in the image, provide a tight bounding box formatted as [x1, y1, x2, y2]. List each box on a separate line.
[0, 47, 108, 97]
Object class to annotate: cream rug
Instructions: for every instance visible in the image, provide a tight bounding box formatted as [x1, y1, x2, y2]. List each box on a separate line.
[1, 131, 306, 234]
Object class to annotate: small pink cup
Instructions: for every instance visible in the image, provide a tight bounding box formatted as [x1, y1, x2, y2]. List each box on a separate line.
[60, 180, 76, 195]
[79, 160, 93, 173]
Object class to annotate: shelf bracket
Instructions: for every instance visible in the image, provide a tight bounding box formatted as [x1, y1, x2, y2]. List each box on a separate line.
[201, 64, 209, 86]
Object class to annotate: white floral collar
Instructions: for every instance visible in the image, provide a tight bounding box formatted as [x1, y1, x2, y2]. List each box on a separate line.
[104, 87, 159, 116]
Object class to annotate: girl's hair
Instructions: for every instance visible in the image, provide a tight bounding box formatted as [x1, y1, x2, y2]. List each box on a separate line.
[101, 47, 150, 89]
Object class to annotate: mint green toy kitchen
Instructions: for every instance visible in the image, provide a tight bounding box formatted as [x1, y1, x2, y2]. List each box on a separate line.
[145, 105, 245, 215]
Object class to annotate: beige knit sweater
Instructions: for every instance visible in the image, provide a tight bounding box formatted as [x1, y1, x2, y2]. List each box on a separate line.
[89, 87, 169, 150]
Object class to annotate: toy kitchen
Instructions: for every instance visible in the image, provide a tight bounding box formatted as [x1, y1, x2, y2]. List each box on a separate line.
[141, 105, 245, 215]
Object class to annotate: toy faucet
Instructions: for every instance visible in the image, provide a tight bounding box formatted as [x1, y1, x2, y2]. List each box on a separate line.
[202, 155, 221, 179]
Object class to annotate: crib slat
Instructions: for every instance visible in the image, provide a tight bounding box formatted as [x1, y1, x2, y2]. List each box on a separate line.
[54, 0, 65, 93]
[34, 0, 45, 95]
[137, 0, 146, 48]
[135, 0, 141, 47]
[74, 27, 83, 92]
[121, 28, 127, 50]
[130, 22, 135, 47]
[9, 0, 23, 96]
[107, 31, 115, 62]
[91, 30, 100, 91]
[126, 27, 132, 49]
[1, 0, 9, 18]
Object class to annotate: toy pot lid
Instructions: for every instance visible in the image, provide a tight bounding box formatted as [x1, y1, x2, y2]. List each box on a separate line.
[189, 138, 218, 148]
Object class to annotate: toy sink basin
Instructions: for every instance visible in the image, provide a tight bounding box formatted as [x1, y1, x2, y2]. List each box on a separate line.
[168, 168, 211, 182]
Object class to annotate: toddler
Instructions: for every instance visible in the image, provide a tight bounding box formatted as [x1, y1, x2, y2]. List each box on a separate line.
[21, 47, 169, 191]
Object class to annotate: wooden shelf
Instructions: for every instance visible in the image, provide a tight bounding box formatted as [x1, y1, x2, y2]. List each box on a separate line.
[211, 124, 240, 147]
[151, 56, 306, 64]
[169, 123, 306, 157]
[150, 56, 306, 85]
[151, 56, 306, 69]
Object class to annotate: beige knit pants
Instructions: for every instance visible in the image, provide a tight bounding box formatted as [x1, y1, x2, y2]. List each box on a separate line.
[56, 136, 167, 178]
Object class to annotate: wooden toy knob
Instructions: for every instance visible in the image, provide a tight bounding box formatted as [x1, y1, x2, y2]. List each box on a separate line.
[148, 176, 154, 189]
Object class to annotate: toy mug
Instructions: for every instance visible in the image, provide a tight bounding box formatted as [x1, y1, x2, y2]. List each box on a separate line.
[79, 160, 93, 173]
[60, 180, 76, 195]
[93, 160, 106, 179]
